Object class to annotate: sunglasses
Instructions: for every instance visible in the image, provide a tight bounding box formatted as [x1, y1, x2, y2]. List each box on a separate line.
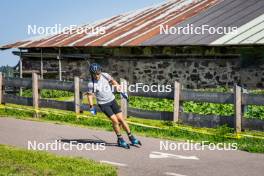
[91, 72, 101, 77]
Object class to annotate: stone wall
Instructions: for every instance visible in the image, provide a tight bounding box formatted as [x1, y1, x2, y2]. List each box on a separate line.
[241, 67, 264, 88]
[96, 55, 263, 89]
[21, 55, 264, 89]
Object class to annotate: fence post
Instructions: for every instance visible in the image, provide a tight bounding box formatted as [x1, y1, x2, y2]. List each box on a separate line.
[19, 52, 23, 96]
[74, 77, 80, 114]
[234, 84, 242, 133]
[0, 72, 3, 104]
[173, 81, 181, 122]
[32, 72, 39, 118]
[120, 78, 128, 119]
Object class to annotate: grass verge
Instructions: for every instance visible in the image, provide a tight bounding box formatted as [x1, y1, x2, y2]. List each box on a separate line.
[0, 144, 117, 176]
[0, 104, 264, 153]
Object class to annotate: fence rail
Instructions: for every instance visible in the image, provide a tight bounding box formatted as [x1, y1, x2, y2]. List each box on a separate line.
[0, 72, 263, 131]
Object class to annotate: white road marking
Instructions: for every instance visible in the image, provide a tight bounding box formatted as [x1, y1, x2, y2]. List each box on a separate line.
[164, 172, 187, 176]
[100, 160, 127, 167]
[149, 151, 199, 160]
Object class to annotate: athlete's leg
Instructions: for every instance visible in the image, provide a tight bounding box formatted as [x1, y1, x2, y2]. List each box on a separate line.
[99, 103, 122, 137]
[116, 112, 131, 134]
[116, 112, 141, 145]
[110, 100, 131, 133]
[109, 114, 122, 136]
[109, 114, 130, 148]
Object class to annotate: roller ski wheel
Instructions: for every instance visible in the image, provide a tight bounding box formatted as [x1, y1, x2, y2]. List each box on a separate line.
[129, 135, 142, 146]
[117, 138, 130, 149]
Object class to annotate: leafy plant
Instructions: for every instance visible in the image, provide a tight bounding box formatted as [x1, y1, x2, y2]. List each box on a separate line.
[126, 86, 263, 119]
[19, 89, 73, 98]
[183, 101, 234, 116]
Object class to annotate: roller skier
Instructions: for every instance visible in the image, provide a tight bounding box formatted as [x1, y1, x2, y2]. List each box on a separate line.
[86, 63, 141, 149]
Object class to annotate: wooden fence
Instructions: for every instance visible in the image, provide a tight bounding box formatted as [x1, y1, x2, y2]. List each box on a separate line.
[0, 72, 263, 131]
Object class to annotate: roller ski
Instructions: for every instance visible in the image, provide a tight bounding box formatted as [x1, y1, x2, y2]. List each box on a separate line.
[117, 138, 130, 149]
[129, 135, 142, 146]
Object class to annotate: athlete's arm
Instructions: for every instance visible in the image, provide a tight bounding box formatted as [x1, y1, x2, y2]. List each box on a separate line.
[87, 93, 94, 108]
[105, 73, 129, 100]
[87, 93, 97, 115]
[110, 79, 121, 91]
[102, 73, 122, 92]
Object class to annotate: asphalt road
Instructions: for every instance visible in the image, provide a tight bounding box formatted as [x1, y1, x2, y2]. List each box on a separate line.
[0, 117, 263, 176]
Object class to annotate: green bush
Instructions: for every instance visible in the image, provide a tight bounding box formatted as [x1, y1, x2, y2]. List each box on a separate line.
[245, 105, 264, 120]
[128, 92, 263, 119]
[19, 89, 73, 98]
[183, 101, 234, 116]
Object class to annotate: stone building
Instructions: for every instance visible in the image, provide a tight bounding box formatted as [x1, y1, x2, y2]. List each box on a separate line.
[1, 0, 264, 88]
